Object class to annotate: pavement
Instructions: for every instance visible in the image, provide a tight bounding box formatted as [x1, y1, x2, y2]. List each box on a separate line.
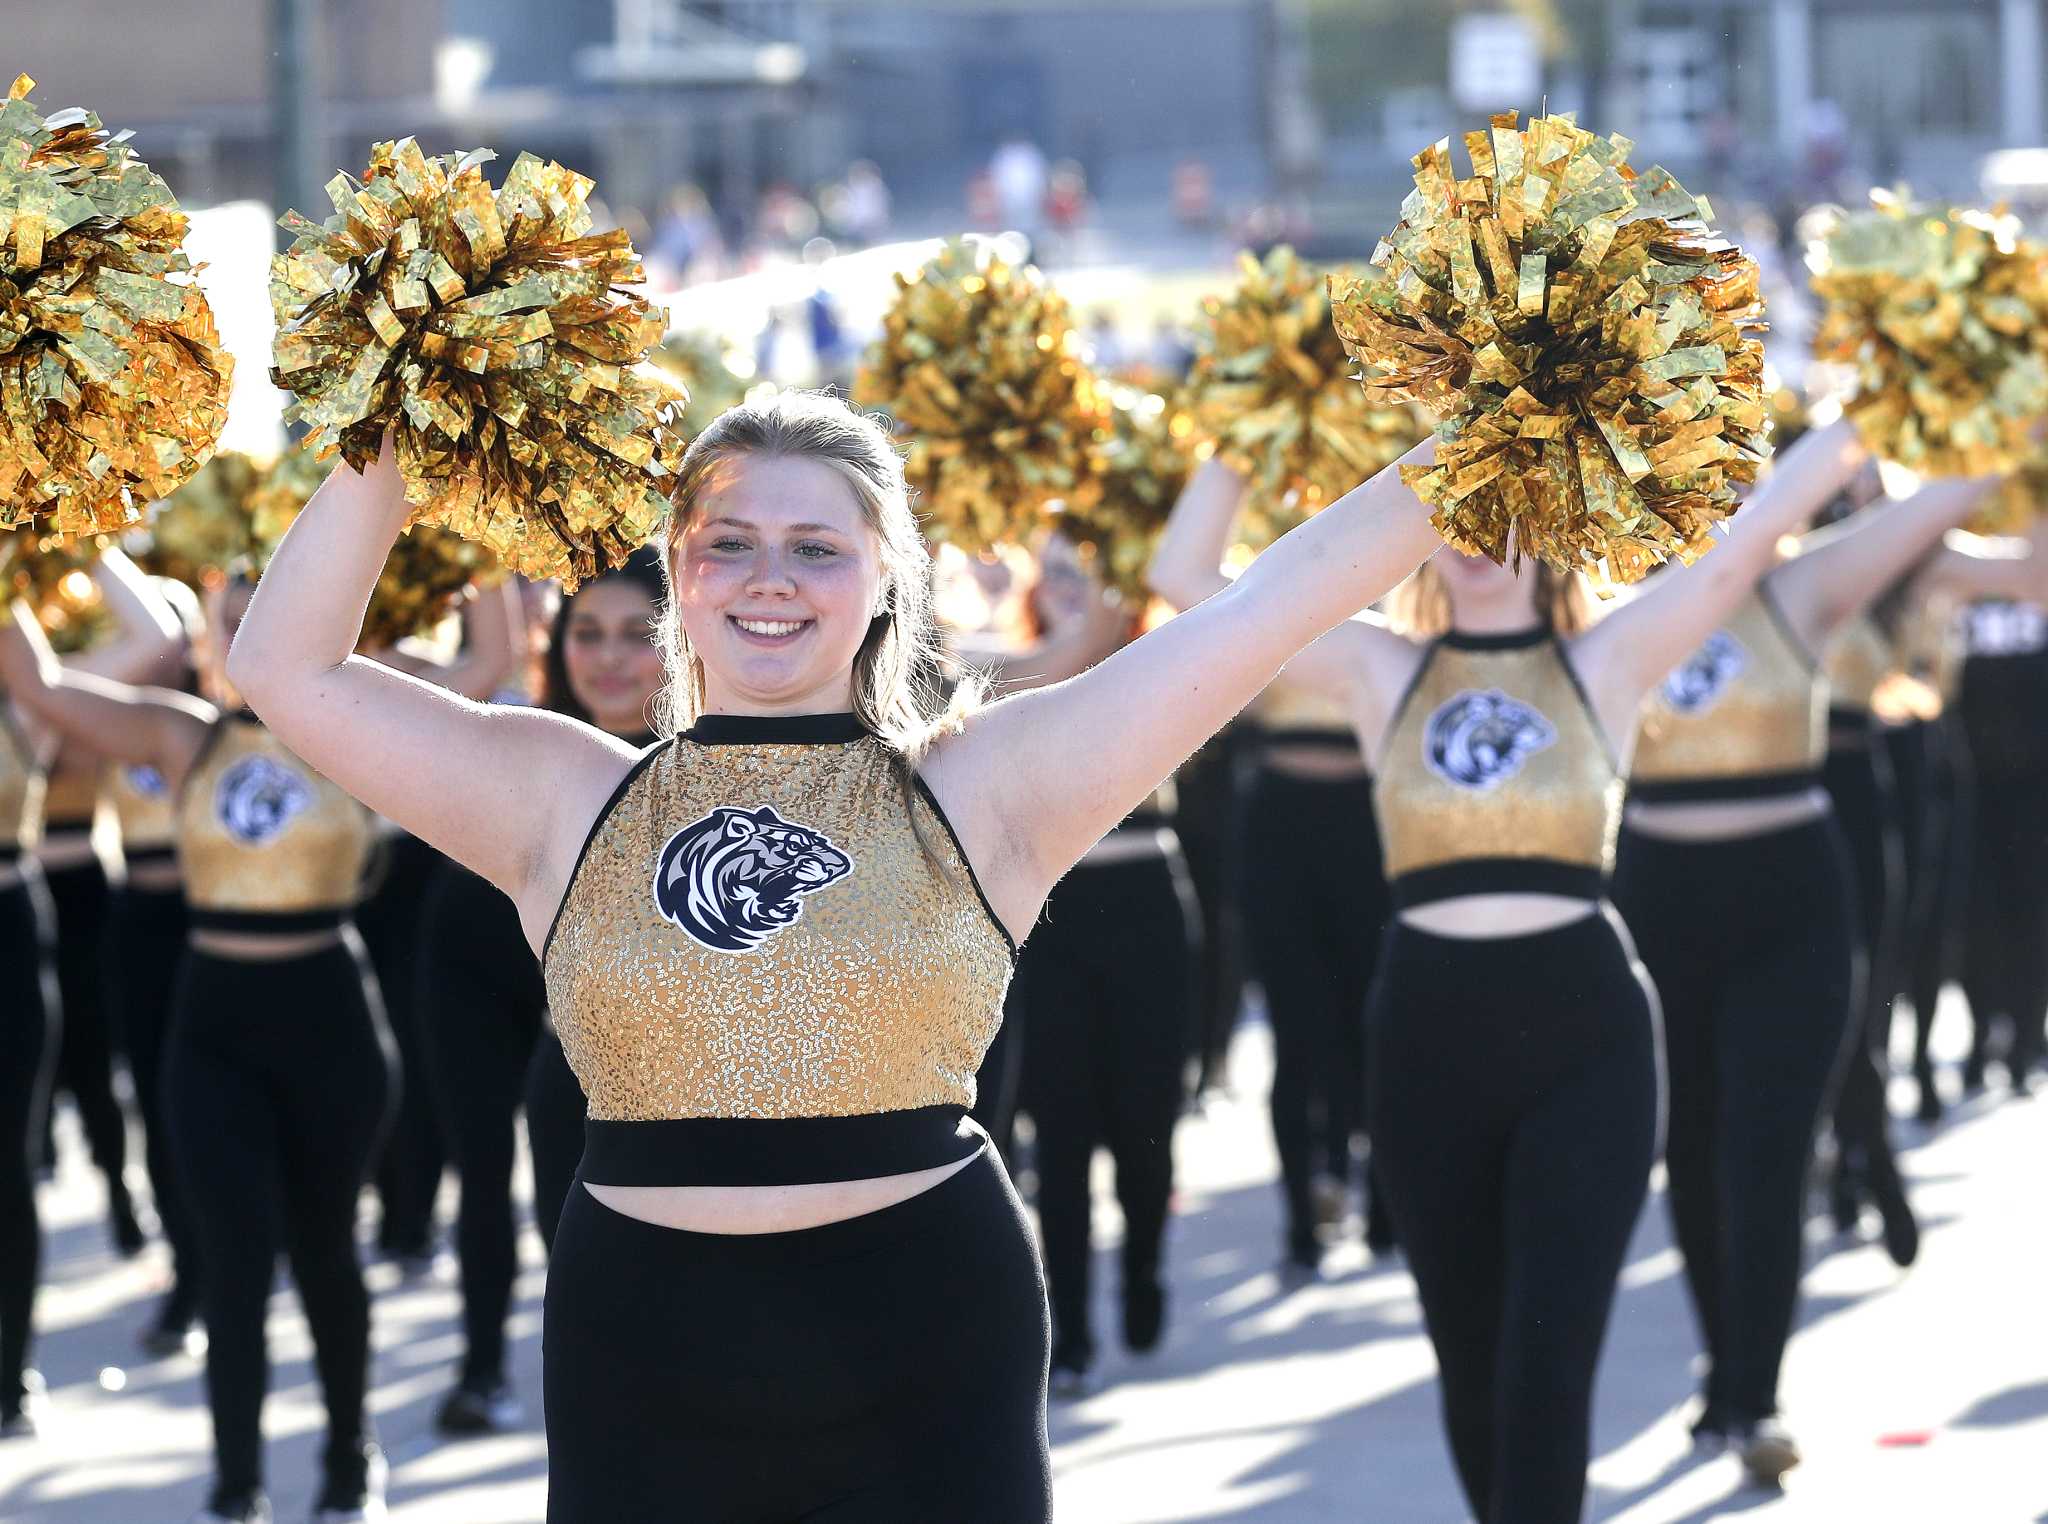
[3, 991, 2043, 1524]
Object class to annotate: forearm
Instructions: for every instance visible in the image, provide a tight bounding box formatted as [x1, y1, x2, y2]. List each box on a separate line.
[1777, 478, 1996, 646]
[432, 580, 522, 700]
[78, 549, 184, 684]
[1, 603, 199, 769]
[1146, 455, 1248, 609]
[229, 439, 411, 705]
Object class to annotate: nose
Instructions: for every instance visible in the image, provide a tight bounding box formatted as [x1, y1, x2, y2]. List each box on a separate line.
[744, 546, 798, 599]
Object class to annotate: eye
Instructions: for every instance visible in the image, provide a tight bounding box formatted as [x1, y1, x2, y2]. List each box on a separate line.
[796, 541, 837, 560]
[708, 536, 750, 553]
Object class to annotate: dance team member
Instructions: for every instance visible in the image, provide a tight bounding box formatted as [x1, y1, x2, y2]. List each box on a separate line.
[1616, 455, 2001, 1482]
[1151, 456, 1395, 1273]
[230, 391, 1452, 1519]
[0, 579, 400, 1524]
[423, 554, 658, 1429]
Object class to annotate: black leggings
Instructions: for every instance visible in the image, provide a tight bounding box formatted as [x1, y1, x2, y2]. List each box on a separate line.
[523, 1024, 586, 1256]
[1961, 770, 2048, 1078]
[1242, 767, 1388, 1256]
[418, 860, 544, 1390]
[1822, 741, 1906, 1190]
[1887, 720, 1970, 1079]
[1368, 909, 1660, 1524]
[357, 831, 447, 1254]
[163, 938, 396, 1502]
[1612, 814, 1855, 1425]
[1017, 850, 1198, 1370]
[44, 857, 133, 1212]
[106, 885, 199, 1308]
[543, 1149, 1051, 1522]
[1173, 728, 1250, 1092]
[1, 876, 60, 1416]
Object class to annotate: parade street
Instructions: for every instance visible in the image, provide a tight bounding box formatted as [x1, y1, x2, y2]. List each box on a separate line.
[5, 998, 2044, 1524]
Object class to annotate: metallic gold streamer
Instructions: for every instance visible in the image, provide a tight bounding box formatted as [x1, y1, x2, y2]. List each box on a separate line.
[1329, 112, 1770, 583]
[1055, 384, 1196, 598]
[0, 75, 233, 534]
[268, 138, 686, 588]
[1, 524, 111, 653]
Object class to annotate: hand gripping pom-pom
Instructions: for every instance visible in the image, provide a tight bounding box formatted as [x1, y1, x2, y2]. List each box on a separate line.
[0, 75, 233, 535]
[1808, 192, 2048, 481]
[1184, 246, 1427, 550]
[1053, 385, 1196, 600]
[1329, 112, 1772, 584]
[1, 525, 112, 654]
[267, 138, 687, 589]
[853, 237, 1108, 555]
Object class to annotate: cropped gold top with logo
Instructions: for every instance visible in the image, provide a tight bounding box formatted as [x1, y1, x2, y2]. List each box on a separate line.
[1374, 629, 1622, 907]
[543, 712, 1016, 1187]
[1631, 588, 1825, 802]
[1824, 614, 1892, 726]
[108, 760, 179, 863]
[0, 713, 44, 855]
[179, 716, 372, 931]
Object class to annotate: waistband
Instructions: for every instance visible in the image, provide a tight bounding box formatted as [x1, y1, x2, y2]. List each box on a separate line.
[1258, 727, 1360, 750]
[187, 905, 351, 934]
[122, 842, 179, 865]
[578, 1106, 989, 1188]
[1628, 769, 1823, 804]
[1390, 857, 1605, 910]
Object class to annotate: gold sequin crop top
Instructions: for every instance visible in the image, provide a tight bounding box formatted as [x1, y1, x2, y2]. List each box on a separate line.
[0, 712, 44, 856]
[542, 712, 1016, 1187]
[1630, 587, 1825, 802]
[1251, 681, 1359, 748]
[179, 716, 373, 931]
[1374, 629, 1622, 908]
[1824, 614, 1892, 726]
[108, 761, 178, 863]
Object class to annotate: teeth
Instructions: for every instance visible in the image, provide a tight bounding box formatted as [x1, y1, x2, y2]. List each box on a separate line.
[735, 618, 804, 637]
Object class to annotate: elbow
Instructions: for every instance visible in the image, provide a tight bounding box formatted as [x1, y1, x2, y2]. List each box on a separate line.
[1143, 563, 1198, 612]
[222, 626, 276, 714]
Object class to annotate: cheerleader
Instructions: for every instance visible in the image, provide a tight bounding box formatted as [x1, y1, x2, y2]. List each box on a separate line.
[1151, 457, 1396, 1273]
[424, 556, 658, 1432]
[1615, 462, 2002, 1484]
[229, 391, 1451, 1520]
[0, 582, 398, 1524]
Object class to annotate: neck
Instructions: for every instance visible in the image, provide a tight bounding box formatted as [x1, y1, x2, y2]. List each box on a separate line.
[700, 674, 858, 718]
[1448, 588, 1543, 635]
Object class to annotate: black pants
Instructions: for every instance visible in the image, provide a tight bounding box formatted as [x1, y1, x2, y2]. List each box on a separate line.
[357, 832, 446, 1255]
[524, 1025, 586, 1256]
[1, 876, 60, 1416]
[163, 938, 396, 1502]
[1174, 728, 1250, 1092]
[1016, 850, 1198, 1371]
[544, 1149, 1051, 1522]
[1822, 740, 1906, 1191]
[1961, 769, 2048, 1079]
[44, 858, 133, 1213]
[106, 884, 199, 1310]
[1368, 909, 1660, 1524]
[1612, 815, 1855, 1425]
[1242, 768, 1388, 1256]
[419, 860, 545, 1390]
[1887, 720, 1969, 1080]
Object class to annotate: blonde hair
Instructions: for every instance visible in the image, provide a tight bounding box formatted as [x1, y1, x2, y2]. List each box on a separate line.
[1382, 558, 1595, 640]
[655, 387, 981, 759]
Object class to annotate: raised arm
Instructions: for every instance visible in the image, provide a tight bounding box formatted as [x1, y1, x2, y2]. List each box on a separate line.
[369, 575, 524, 701]
[1145, 455, 1247, 610]
[925, 437, 1440, 937]
[0, 600, 215, 785]
[226, 437, 647, 924]
[1568, 418, 1872, 741]
[76, 548, 185, 685]
[1904, 521, 2048, 606]
[1767, 473, 2004, 651]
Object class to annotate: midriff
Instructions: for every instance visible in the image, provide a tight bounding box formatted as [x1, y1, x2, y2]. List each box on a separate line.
[190, 927, 345, 961]
[1397, 892, 1599, 940]
[584, 1150, 981, 1234]
[1623, 788, 1829, 842]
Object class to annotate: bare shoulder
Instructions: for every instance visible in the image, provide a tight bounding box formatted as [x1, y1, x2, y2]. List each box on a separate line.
[491, 708, 654, 934]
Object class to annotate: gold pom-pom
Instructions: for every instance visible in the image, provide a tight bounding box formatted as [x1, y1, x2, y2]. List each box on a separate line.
[1971, 450, 2047, 536]
[1808, 192, 2048, 478]
[0, 74, 234, 534]
[651, 329, 757, 443]
[853, 237, 1108, 554]
[1054, 385, 1196, 597]
[1185, 246, 1427, 547]
[129, 451, 268, 588]
[1330, 112, 1770, 583]
[268, 137, 687, 588]
[1, 525, 112, 653]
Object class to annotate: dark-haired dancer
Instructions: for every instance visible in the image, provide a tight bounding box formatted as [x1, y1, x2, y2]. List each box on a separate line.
[1616, 466, 2003, 1484]
[0, 575, 401, 1524]
[425, 556, 660, 1429]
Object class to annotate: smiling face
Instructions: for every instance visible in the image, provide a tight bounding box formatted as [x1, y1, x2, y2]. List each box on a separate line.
[669, 453, 885, 716]
[563, 579, 665, 738]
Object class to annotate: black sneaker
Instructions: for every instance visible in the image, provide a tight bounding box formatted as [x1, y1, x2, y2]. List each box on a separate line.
[312, 1442, 387, 1522]
[1734, 1417, 1801, 1487]
[1049, 1360, 1098, 1401]
[435, 1381, 524, 1436]
[141, 1296, 205, 1359]
[188, 1490, 272, 1523]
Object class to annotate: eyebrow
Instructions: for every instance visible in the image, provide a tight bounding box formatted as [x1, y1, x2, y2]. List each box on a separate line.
[700, 516, 848, 535]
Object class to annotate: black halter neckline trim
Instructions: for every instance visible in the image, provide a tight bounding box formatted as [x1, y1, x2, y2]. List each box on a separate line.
[1440, 626, 1551, 652]
[683, 712, 869, 745]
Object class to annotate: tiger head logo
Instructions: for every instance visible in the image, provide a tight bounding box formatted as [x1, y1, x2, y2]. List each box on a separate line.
[126, 765, 168, 799]
[651, 805, 854, 953]
[1660, 631, 1747, 714]
[1423, 689, 1557, 792]
[214, 755, 314, 846]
